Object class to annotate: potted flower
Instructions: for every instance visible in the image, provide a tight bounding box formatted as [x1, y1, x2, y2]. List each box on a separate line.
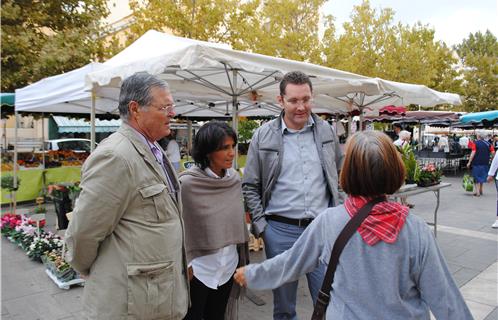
[43, 249, 77, 282]
[415, 163, 442, 187]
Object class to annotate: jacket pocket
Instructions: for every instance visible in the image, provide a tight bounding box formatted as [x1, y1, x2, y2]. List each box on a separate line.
[139, 184, 169, 223]
[127, 261, 174, 320]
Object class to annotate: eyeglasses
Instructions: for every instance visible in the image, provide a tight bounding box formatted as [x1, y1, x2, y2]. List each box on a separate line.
[282, 96, 313, 107]
[149, 103, 176, 114]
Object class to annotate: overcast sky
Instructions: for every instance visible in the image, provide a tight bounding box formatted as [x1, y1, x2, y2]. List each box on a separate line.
[322, 0, 497, 46]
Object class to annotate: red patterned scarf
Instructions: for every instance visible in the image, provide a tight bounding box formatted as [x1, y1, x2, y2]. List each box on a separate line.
[344, 196, 409, 246]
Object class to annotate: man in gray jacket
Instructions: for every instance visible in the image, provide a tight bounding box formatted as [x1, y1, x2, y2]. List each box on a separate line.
[242, 71, 343, 320]
[65, 72, 189, 319]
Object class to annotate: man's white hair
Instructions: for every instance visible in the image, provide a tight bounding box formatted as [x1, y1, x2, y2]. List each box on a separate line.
[476, 130, 487, 139]
[399, 130, 411, 140]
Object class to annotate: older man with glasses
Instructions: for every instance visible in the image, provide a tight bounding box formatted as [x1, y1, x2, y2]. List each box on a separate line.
[242, 71, 344, 320]
[65, 72, 189, 319]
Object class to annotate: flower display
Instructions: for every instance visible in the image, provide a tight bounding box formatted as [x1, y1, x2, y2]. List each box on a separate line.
[415, 163, 442, 187]
[26, 232, 63, 261]
[0, 213, 23, 231]
[1, 213, 80, 284]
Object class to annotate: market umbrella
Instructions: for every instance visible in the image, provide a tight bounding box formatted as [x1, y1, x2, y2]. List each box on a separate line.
[460, 110, 498, 127]
[1, 93, 15, 118]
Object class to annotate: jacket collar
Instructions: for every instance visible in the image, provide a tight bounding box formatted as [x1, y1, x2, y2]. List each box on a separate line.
[270, 111, 319, 134]
[117, 123, 169, 185]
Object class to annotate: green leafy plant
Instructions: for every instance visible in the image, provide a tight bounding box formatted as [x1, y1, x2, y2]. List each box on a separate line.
[33, 206, 47, 214]
[399, 144, 418, 183]
[1, 175, 21, 213]
[1, 175, 20, 192]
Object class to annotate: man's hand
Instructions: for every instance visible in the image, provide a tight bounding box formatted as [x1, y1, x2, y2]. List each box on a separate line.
[488, 175, 495, 183]
[234, 267, 247, 287]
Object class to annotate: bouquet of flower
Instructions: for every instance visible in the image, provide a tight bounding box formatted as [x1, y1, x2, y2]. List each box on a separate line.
[0, 213, 23, 235]
[415, 163, 442, 187]
[26, 232, 63, 262]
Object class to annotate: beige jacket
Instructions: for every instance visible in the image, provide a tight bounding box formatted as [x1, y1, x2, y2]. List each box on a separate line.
[65, 124, 189, 319]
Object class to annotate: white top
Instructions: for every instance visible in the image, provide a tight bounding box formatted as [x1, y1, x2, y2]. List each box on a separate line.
[394, 139, 405, 147]
[459, 136, 469, 148]
[190, 167, 238, 289]
[488, 154, 498, 181]
[166, 139, 181, 162]
[438, 136, 449, 148]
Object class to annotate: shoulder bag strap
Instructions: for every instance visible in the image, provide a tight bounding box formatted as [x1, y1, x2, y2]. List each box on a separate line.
[311, 196, 385, 320]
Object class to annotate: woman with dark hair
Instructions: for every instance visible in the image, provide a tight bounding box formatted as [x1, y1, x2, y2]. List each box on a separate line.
[234, 131, 472, 319]
[179, 120, 248, 320]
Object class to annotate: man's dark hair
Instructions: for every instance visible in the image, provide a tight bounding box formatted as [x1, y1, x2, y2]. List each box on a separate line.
[279, 71, 313, 96]
[192, 120, 237, 170]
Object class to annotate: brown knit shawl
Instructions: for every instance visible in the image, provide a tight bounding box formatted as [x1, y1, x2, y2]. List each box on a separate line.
[179, 166, 249, 262]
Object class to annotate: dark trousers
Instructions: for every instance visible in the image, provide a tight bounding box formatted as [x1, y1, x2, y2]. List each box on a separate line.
[184, 275, 234, 320]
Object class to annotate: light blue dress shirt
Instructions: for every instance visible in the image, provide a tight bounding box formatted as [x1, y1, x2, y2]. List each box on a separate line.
[265, 117, 330, 219]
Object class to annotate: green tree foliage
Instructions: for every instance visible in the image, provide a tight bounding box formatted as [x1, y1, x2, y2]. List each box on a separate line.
[234, 0, 327, 63]
[322, 0, 460, 93]
[126, 0, 326, 63]
[237, 118, 259, 144]
[1, 0, 109, 92]
[455, 30, 498, 112]
[127, 0, 259, 45]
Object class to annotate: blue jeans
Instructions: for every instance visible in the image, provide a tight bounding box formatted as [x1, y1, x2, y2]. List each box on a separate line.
[263, 220, 326, 320]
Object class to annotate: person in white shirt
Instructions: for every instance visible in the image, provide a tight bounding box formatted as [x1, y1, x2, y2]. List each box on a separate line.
[394, 130, 411, 148]
[166, 130, 181, 171]
[459, 135, 470, 149]
[487, 153, 498, 228]
[179, 121, 248, 320]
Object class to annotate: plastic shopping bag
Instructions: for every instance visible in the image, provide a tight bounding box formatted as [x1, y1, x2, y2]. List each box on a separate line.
[462, 174, 474, 192]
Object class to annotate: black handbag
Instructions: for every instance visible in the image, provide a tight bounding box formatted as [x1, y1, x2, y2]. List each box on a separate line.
[311, 197, 385, 320]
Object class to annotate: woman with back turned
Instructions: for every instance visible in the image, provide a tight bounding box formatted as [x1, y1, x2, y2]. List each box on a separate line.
[234, 131, 472, 320]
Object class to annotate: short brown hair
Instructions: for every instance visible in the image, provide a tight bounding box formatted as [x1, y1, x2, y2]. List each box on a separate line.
[279, 71, 313, 96]
[340, 131, 405, 197]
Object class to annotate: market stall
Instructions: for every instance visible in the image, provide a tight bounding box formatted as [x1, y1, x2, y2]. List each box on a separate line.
[364, 111, 468, 173]
[0, 166, 81, 204]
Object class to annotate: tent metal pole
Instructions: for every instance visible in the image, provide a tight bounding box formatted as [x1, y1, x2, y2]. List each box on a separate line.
[41, 113, 46, 169]
[347, 115, 353, 137]
[418, 122, 423, 151]
[13, 111, 18, 214]
[359, 106, 364, 131]
[91, 86, 96, 152]
[231, 70, 239, 170]
[346, 100, 353, 137]
[187, 120, 192, 161]
[41, 113, 46, 195]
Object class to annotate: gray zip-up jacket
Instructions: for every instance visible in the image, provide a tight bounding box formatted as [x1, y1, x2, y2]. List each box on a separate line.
[242, 112, 344, 237]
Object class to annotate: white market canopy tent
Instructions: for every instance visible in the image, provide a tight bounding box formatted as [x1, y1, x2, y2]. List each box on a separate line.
[16, 30, 461, 118]
[16, 30, 462, 129]
[85, 31, 383, 116]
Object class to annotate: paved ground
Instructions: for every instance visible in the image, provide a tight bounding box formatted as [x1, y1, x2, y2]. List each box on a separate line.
[1, 174, 497, 319]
